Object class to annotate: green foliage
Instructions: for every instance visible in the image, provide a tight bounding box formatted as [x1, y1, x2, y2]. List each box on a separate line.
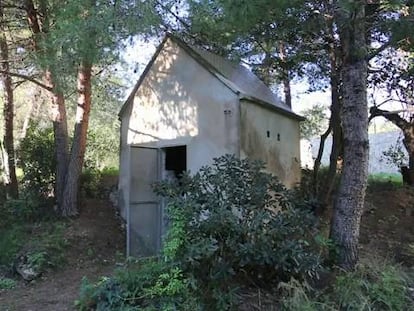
[381, 137, 408, 169]
[368, 172, 403, 190]
[0, 225, 26, 266]
[300, 104, 329, 140]
[333, 261, 410, 310]
[80, 168, 103, 198]
[18, 124, 56, 197]
[79, 166, 119, 199]
[0, 277, 17, 290]
[154, 155, 323, 307]
[75, 260, 198, 311]
[280, 260, 413, 311]
[0, 194, 67, 272]
[84, 120, 119, 170]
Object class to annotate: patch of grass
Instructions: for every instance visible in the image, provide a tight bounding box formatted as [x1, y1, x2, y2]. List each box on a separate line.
[101, 167, 119, 177]
[368, 172, 403, 190]
[0, 277, 17, 290]
[280, 259, 412, 311]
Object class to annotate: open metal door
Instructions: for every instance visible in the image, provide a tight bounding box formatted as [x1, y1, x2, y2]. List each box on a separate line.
[127, 146, 161, 257]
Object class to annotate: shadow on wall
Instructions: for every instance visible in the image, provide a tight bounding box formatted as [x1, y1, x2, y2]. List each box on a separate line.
[127, 42, 199, 145]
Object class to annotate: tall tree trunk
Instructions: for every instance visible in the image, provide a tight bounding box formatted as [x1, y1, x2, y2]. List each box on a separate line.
[61, 62, 92, 217]
[330, 1, 369, 270]
[45, 71, 69, 208]
[0, 6, 18, 199]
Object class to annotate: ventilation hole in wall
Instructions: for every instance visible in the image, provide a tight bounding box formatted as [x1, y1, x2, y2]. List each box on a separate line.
[277, 133, 280, 141]
[266, 130, 270, 138]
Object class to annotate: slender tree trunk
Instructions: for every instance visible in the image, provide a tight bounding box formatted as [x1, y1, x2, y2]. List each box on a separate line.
[401, 127, 414, 184]
[330, 1, 369, 270]
[322, 47, 342, 204]
[313, 125, 332, 194]
[0, 6, 18, 199]
[61, 62, 92, 217]
[279, 42, 292, 108]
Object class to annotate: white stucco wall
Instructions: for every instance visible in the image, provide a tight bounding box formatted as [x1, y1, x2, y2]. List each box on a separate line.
[118, 38, 240, 218]
[240, 100, 301, 187]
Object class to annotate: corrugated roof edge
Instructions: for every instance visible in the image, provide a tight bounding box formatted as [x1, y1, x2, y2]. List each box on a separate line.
[119, 33, 304, 122]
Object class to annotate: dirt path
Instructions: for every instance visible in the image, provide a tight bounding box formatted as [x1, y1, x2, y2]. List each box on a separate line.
[0, 199, 125, 311]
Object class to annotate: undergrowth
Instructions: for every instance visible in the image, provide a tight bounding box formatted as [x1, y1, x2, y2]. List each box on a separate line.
[75, 155, 325, 310]
[0, 191, 68, 279]
[280, 258, 413, 310]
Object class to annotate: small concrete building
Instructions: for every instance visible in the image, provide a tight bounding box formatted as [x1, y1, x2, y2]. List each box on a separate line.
[118, 34, 303, 257]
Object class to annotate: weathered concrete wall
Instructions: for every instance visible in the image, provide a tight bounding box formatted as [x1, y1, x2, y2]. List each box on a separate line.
[118, 38, 240, 218]
[240, 100, 301, 187]
[127, 38, 240, 169]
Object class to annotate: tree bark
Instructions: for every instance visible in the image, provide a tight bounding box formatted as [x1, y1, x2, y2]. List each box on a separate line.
[330, 1, 369, 270]
[322, 37, 342, 204]
[61, 62, 92, 217]
[44, 71, 69, 208]
[25, 0, 69, 208]
[313, 124, 332, 194]
[0, 4, 18, 199]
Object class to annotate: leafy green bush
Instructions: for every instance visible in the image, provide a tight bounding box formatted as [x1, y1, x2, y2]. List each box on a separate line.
[18, 124, 56, 197]
[154, 155, 323, 307]
[75, 260, 198, 311]
[80, 167, 103, 198]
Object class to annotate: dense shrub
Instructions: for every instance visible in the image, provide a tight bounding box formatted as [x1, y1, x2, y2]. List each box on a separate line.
[18, 124, 56, 197]
[154, 155, 323, 306]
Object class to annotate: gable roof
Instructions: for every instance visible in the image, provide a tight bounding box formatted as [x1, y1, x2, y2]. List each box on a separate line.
[119, 34, 303, 121]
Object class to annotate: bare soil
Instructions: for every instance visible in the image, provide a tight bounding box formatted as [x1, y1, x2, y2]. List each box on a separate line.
[360, 186, 414, 265]
[0, 198, 125, 311]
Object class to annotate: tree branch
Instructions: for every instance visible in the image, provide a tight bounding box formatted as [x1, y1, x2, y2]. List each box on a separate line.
[366, 40, 392, 61]
[0, 70, 52, 91]
[369, 106, 409, 129]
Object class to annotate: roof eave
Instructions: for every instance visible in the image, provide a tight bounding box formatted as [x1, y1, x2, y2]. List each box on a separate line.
[239, 94, 305, 121]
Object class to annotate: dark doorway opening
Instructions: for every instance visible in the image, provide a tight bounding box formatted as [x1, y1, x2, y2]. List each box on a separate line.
[164, 145, 186, 179]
